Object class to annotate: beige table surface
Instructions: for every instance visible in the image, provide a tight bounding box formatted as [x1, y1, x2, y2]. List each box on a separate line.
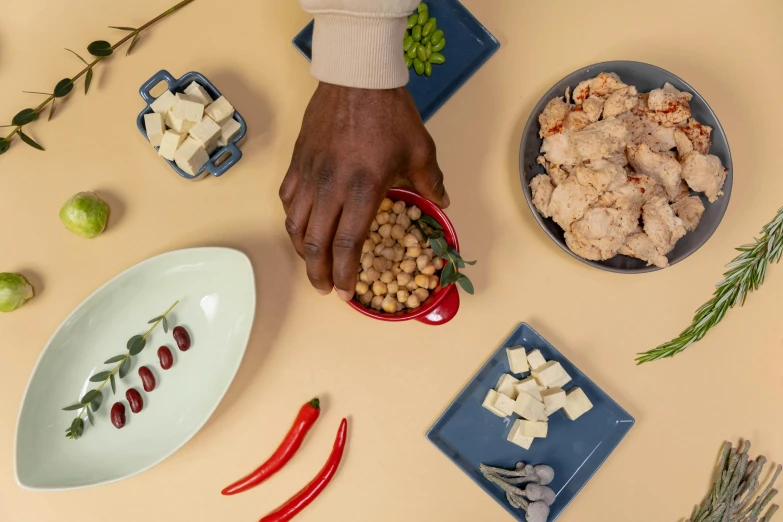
[2, 1, 783, 521]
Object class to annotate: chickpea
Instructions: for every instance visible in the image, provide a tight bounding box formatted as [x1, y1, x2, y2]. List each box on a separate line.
[382, 237, 395, 248]
[355, 281, 369, 295]
[369, 232, 382, 245]
[361, 253, 374, 270]
[400, 259, 417, 274]
[432, 257, 444, 270]
[372, 280, 388, 296]
[388, 212, 397, 224]
[392, 200, 406, 214]
[376, 212, 390, 225]
[421, 264, 436, 276]
[384, 258, 393, 270]
[391, 263, 402, 276]
[411, 228, 425, 242]
[401, 234, 419, 248]
[381, 248, 396, 261]
[416, 254, 430, 271]
[397, 289, 410, 303]
[429, 275, 440, 289]
[391, 224, 406, 240]
[397, 272, 412, 286]
[407, 205, 422, 220]
[380, 198, 393, 211]
[406, 246, 422, 258]
[363, 267, 380, 283]
[414, 288, 429, 302]
[362, 239, 374, 254]
[393, 244, 405, 262]
[359, 291, 374, 305]
[406, 280, 419, 291]
[381, 295, 398, 313]
[373, 243, 384, 256]
[372, 257, 386, 272]
[406, 294, 421, 309]
[423, 248, 434, 258]
[377, 223, 391, 239]
[414, 274, 430, 288]
[371, 295, 384, 310]
[380, 271, 394, 284]
[387, 281, 399, 294]
[370, 219, 379, 232]
[396, 214, 411, 229]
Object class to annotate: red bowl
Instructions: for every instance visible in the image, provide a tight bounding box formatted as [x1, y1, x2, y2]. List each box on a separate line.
[347, 187, 460, 325]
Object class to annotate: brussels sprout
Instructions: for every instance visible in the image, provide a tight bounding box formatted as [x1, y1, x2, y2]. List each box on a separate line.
[59, 192, 109, 238]
[0, 273, 34, 313]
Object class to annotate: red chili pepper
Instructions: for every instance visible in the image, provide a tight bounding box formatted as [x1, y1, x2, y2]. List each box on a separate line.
[221, 398, 321, 496]
[259, 418, 348, 522]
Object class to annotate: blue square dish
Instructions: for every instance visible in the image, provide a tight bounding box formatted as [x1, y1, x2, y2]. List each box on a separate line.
[426, 323, 635, 521]
[292, 0, 500, 123]
[136, 70, 247, 180]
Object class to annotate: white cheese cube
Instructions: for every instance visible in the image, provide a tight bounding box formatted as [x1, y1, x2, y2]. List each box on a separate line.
[515, 377, 543, 402]
[217, 117, 242, 147]
[526, 349, 547, 370]
[506, 346, 529, 374]
[144, 112, 165, 147]
[564, 387, 593, 420]
[507, 420, 535, 449]
[172, 97, 204, 123]
[495, 374, 519, 399]
[158, 130, 186, 161]
[493, 392, 516, 417]
[175, 92, 201, 103]
[513, 392, 547, 421]
[174, 137, 209, 175]
[189, 116, 222, 154]
[184, 81, 214, 106]
[205, 96, 235, 125]
[516, 420, 548, 438]
[532, 361, 572, 389]
[150, 90, 177, 114]
[541, 387, 567, 415]
[481, 389, 507, 418]
[165, 111, 196, 134]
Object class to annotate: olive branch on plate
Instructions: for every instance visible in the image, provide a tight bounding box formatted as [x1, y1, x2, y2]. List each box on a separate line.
[413, 215, 476, 294]
[62, 301, 178, 439]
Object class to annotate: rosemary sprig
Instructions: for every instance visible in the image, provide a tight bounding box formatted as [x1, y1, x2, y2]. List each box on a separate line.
[637, 206, 783, 364]
[0, 0, 194, 156]
[63, 301, 178, 439]
[687, 440, 780, 522]
[413, 215, 476, 294]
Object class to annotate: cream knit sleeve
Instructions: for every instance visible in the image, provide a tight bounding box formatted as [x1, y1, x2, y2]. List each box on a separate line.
[299, 0, 419, 89]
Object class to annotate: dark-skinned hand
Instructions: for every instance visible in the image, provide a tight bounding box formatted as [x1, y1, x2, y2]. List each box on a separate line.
[280, 82, 449, 301]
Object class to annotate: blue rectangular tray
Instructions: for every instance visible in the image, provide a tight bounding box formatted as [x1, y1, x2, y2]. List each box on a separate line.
[292, 0, 500, 123]
[426, 323, 634, 521]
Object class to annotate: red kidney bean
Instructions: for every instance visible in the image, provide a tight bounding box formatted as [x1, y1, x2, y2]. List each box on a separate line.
[157, 346, 174, 369]
[173, 326, 191, 351]
[111, 402, 126, 429]
[126, 388, 143, 413]
[138, 366, 156, 392]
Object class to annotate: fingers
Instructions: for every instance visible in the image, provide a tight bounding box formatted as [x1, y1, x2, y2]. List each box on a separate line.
[409, 137, 450, 208]
[302, 160, 343, 295]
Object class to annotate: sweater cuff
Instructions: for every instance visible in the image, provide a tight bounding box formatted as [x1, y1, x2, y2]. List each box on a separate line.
[310, 14, 410, 90]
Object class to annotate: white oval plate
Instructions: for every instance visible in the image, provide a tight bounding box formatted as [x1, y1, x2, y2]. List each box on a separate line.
[14, 247, 256, 491]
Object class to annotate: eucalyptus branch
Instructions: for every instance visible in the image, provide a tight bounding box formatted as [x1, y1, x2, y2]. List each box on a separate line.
[63, 300, 179, 439]
[412, 215, 476, 294]
[0, 0, 195, 155]
[637, 206, 783, 364]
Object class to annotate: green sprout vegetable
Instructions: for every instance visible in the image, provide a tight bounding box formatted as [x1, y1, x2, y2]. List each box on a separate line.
[0, 273, 34, 313]
[59, 192, 109, 238]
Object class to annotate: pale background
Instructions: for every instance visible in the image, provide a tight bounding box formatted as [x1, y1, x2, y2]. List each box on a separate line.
[1, 1, 782, 521]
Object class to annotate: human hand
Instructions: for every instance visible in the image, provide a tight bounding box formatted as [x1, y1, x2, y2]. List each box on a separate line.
[280, 82, 449, 301]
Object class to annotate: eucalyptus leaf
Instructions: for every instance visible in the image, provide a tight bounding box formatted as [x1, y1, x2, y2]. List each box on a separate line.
[65, 48, 89, 65]
[453, 256, 465, 269]
[80, 389, 100, 405]
[104, 354, 126, 364]
[85, 68, 93, 95]
[18, 131, 44, 151]
[128, 336, 146, 356]
[89, 370, 112, 382]
[12, 108, 37, 126]
[62, 403, 83, 411]
[430, 238, 446, 257]
[127, 33, 140, 56]
[54, 78, 74, 98]
[87, 40, 113, 57]
[0, 139, 9, 155]
[48, 98, 57, 122]
[418, 215, 442, 230]
[90, 392, 103, 412]
[429, 230, 444, 240]
[463, 259, 477, 265]
[109, 26, 137, 31]
[440, 262, 455, 285]
[148, 316, 163, 324]
[119, 357, 131, 378]
[457, 273, 474, 294]
[71, 417, 84, 435]
[86, 407, 94, 426]
[162, 316, 169, 333]
[127, 334, 143, 349]
[110, 373, 116, 394]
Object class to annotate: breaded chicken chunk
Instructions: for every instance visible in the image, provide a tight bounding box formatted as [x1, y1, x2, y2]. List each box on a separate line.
[530, 174, 555, 218]
[671, 196, 705, 232]
[680, 152, 727, 202]
[619, 231, 670, 268]
[572, 119, 630, 163]
[642, 196, 687, 255]
[626, 142, 683, 200]
[679, 118, 713, 154]
[603, 86, 639, 119]
[538, 97, 570, 138]
[646, 83, 692, 127]
[547, 176, 599, 229]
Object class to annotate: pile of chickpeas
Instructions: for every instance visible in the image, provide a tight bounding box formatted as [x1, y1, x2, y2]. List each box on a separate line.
[355, 198, 444, 313]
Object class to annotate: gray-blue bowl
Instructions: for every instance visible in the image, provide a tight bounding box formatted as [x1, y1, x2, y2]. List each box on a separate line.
[136, 69, 247, 180]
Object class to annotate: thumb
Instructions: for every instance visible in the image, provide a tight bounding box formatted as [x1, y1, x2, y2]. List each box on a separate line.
[409, 161, 450, 208]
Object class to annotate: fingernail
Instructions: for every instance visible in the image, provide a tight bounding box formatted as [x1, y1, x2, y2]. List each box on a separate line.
[317, 288, 331, 296]
[337, 289, 353, 302]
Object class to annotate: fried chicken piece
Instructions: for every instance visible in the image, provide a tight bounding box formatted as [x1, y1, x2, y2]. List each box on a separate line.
[582, 95, 605, 122]
[541, 133, 579, 166]
[680, 152, 727, 202]
[564, 108, 591, 132]
[627, 142, 683, 200]
[646, 82, 692, 127]
[571, 119, 630, 163]
[530, 174, 555, 218]
[679, 118, 713, 154]
[566, 206, 637, 261]
[638, 124, 677, 152]
[591, 72, 628, 96]
[573, 80, 592, 105]
[547, 176, 600, 229]
[618, 231, 669, 268]
[588, 151, 629, 170]
[671, 195, 705, 232]
[603, 86, 639, 119]
[536, 156, 569, 186]
[611, 172, 657, 212]
[617, 111, 656, 142]
[642, 196, 687, 255]
[575, 164, 625, 193]
[673, 128, 694, 158]
[538, 97, 570, 137]
[671, 179, 691, 202]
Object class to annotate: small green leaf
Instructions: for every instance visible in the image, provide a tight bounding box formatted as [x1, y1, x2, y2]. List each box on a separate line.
[162, 316, 169, 334]
[104, 354, 126, 364]
[418, 215, 443, 230]
[453, 256, 465, 269]
[90, 392, 103, 412]
[87, 40, 113, 57]
[109, 26, 137, 31]
[62, 403, 83, 411]
[18, 131, 44, 151]
[110, 373, 116, 394]
[440, 262, 455, 285]
[128, 336, 146, 356]
[80, 389, 100, 405]
[148, 316, 163, 324]
[457, 273, 474, 294]
[89, 371, 112, 382]
[127, 33, 140, 56]
[429, 229, 444, 240]
[85, 68, 93, 95]
[54, 78, 74, 98]
[65, 48, 89, 65]
[48, 98, 57, 122]
[71, 417, 84, 436]
[430, 240, 446, 258]
[12, 108, 37, 126]
[86, 407, 94, 426]
[119, 358, 131, 378]
[463, 259, 477, 265]
[0, 139, 9, 155]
